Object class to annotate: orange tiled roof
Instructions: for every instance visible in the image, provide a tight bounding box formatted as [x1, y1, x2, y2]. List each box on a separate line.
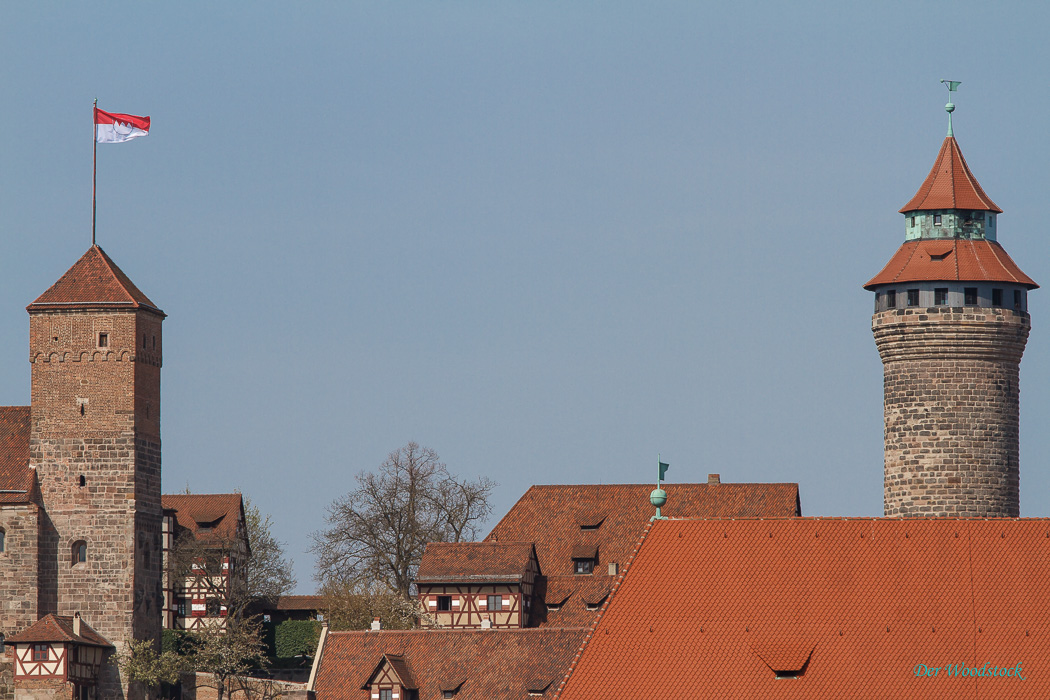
[0, 406, 36, 505]
[900, 136, 1001, 213]
[486, 483, 800, 578]
[558, 518, 1050, 699]
[28, 245, 162, 313]
[417, 542, 536, 583]
[4, 614, 112, 648]
[162, 493, 245, 544]
[273, 595, 326, 612]
[313, 628, 585, 699]
[864, 238, 1037, 290]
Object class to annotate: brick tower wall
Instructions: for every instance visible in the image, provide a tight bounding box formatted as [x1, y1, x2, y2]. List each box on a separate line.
[29, 308, 163, 698]
[873, 306, 1029, 517]
[0, 503, 39, 637]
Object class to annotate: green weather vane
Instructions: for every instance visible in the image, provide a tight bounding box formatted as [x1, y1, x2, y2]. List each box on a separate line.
[941, 79, 960, 137]
[650, 454, 669, 520]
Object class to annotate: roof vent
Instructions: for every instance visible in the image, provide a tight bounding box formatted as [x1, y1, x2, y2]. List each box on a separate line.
[370, 617, 381, 631]
[481, 618, 492, 629]
[708, 474, 720, 484]
[751, 637, 815, 680]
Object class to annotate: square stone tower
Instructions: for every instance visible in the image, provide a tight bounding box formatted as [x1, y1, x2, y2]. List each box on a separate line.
[27, 245, 164, 695]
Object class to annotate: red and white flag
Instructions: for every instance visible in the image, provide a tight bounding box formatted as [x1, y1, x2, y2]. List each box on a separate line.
[94, 108, 150, 143]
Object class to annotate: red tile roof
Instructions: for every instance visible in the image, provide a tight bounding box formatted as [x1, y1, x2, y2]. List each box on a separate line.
[558, 518, 1050, 699]
[486, 483, 800, 578]
[313, 628, 585, 699]
[0, 406, 36, 505]
[900, 136, 1001, 213]
[162, 493, 245, 545]
[4, 614, 113, 647]
[864, 238, 1037, 289]
[273, 595, 326, 612]
[417, 542, 536, 583]
[28, 245, 163, 314]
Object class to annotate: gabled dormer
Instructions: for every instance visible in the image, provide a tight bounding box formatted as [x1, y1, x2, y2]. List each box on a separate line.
[361, 653, 418, 700]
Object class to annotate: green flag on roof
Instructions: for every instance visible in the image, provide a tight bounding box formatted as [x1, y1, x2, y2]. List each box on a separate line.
[659, 461, 669, 481]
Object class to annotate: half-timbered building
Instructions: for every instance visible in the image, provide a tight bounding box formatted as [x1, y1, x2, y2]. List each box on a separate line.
[4, 613, 113, 700]
[416, 542, 538, 629]
[161, 493, 250, 631]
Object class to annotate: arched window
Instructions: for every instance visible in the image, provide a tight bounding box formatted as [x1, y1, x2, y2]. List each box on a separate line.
[0, 527, 5, 553]
[72, 540, 87, 566]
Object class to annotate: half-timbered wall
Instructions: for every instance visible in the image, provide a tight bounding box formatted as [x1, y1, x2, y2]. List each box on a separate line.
[12, 643, 65, 680]
[166, 554, 242, 631]
[419, 584, 527, 629]
[366, 665, 404, 700]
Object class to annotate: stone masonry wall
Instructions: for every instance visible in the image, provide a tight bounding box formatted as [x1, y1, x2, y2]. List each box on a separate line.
[0, 504, 39, 636]
[873, 306, 1030, 517]
[29, 308, 163, 700]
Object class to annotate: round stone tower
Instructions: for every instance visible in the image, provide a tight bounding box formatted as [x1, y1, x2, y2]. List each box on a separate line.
[865, 102, 1038, 517]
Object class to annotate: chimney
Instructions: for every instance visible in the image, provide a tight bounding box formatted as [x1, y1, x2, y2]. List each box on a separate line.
[708, 474, 720, 485]
[608, 562, 618, 576]
[481, 617, 492, 629]
[370, 617, 381, 631]
[73, 612, 81, 637]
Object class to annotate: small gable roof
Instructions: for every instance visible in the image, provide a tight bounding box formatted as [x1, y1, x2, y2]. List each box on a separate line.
[417, 542, 535, 583]
[28, 245, 163, 314]
[5, 614, 113, 648]
[314, 628, 585, 699]
[0, 406, 36, 505]
[864, 238, 1037, 290]
[559, 518, 1050, 699]
[162, 493, 246, 545]
[361, 653, 417, 690]
[900, 136, 1001, 213]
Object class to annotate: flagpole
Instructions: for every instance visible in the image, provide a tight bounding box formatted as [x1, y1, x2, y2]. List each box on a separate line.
[92, 98, 97, 247]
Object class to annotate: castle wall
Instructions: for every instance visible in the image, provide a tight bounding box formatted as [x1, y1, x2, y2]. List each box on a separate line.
[873, 306, 1029, 517]
[0, 504, 39, 636]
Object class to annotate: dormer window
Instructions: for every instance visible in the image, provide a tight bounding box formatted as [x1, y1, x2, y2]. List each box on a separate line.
[933, 214, 942, 226]
[574, 559, 594, 575]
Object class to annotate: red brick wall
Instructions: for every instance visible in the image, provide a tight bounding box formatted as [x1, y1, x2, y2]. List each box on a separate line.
[873, 306, 1030, 517]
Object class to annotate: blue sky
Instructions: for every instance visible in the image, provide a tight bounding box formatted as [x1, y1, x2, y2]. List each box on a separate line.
[3, 2, 1050, 592]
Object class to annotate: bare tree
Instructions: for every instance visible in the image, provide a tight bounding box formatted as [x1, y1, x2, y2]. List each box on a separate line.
[242, 496, 296, 603]
[311, 442, 495, 598]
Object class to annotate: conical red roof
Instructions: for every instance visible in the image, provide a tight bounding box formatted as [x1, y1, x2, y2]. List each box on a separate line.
[864, 238, 1037, 290]
[27, 245, 162, 313]
[899, 137, 1001, 213]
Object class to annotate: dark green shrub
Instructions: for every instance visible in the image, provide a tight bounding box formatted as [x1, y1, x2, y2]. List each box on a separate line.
[274, 620, 321, 659]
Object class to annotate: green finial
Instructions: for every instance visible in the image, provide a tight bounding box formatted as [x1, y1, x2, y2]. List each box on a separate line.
[651, 454, 669, 521]
[941, 79, 960, 137]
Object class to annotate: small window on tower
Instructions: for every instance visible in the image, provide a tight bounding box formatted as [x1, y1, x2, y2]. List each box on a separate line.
[934, 288, 948, 306]
[907, 289, 920, 306]
[910, 216, 916, 227]
[143, 334, 147, 349]
[992, 289, 1003, 307]
[934, 214, 942, 226]
[79, 475, 86, 487]
[72, 541, 87, 566]
[1014, 290, 1022, 310]
[886, 290, 897, 308]
[0, 527, 6, 553]
[98, 333, 108, 348]
[965, 288, 978, 305]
